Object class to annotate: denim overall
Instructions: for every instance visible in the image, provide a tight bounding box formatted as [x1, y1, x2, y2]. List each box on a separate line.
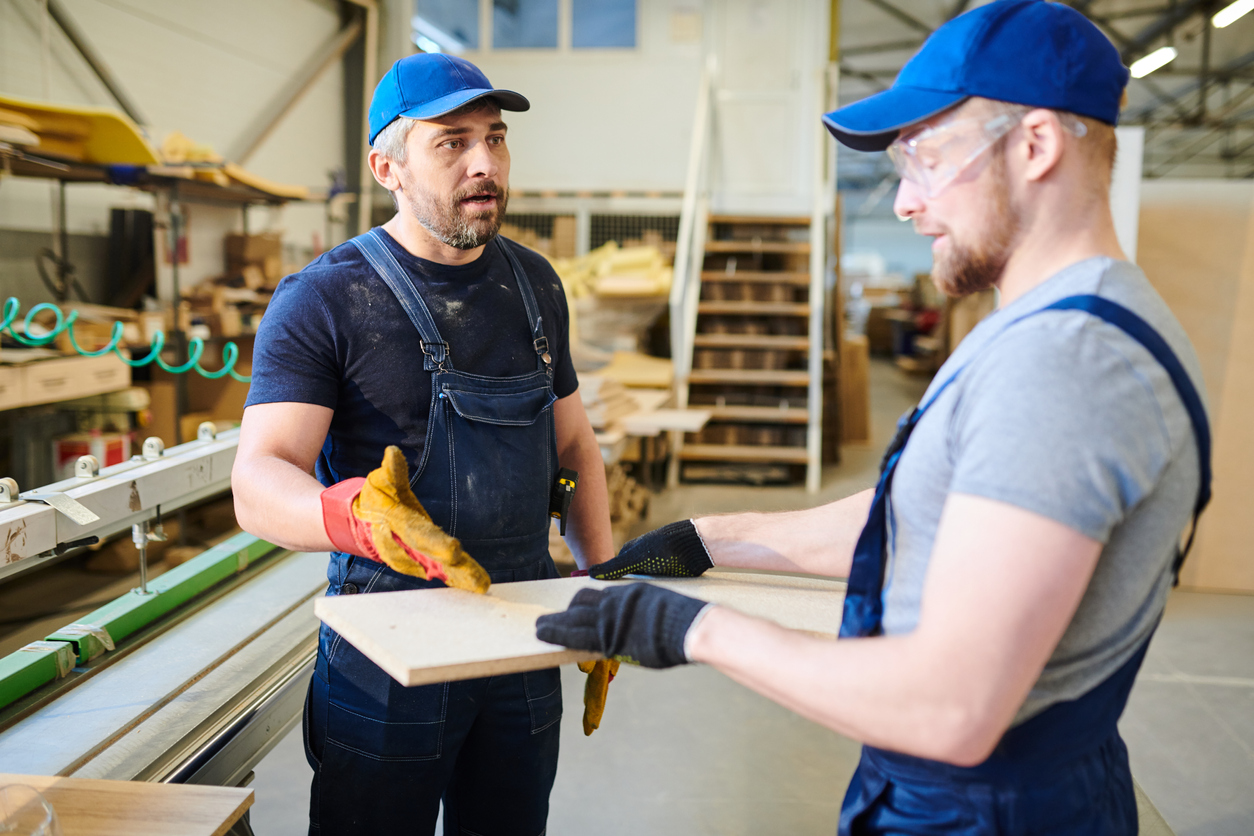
[304, 231, 563, 836]
[838, 296, 1211, 835]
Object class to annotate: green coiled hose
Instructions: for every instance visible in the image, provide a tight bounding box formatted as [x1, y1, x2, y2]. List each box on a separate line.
[1, 297, 251, 383]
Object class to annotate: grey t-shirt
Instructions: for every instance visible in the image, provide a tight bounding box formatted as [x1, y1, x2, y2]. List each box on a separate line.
[884, 257, 1204, 724]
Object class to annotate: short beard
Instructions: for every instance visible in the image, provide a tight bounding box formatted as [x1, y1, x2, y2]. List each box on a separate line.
[400, 177, 508, 251]
[931, 147, 1020, 298]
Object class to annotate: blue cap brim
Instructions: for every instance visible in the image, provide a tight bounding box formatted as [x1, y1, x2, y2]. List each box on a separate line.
[370, 88, 530, 143]
[823, 87, 967, 152]
[398, 87, 529, 121]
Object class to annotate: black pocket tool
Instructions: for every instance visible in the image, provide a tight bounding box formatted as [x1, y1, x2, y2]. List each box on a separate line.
[549, 468, 578, 535]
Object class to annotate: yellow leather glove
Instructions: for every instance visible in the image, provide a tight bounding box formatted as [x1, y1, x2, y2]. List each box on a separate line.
[321, 446, 491, 594]
[576, 658, 621, 735]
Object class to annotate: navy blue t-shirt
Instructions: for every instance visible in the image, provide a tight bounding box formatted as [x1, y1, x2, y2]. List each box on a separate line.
[245, 229, 578, 487]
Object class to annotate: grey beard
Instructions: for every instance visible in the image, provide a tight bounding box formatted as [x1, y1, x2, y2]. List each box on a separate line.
[407, 188, 508, 251]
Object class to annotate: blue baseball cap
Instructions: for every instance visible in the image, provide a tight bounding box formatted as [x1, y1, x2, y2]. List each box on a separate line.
[368, 54, 529, 144]
[824, 0, 1129, 152]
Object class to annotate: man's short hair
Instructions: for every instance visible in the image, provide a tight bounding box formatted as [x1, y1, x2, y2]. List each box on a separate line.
[370, 97, 503, 165]
[973, 98, 1117, 192]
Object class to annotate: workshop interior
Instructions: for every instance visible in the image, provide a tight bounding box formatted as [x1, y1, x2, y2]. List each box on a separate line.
[0, 0, 1252, 834]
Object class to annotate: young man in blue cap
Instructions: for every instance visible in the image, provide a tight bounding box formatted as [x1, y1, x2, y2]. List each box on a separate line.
[233, 54, 613, 834]
[536, 1, 1211, 832]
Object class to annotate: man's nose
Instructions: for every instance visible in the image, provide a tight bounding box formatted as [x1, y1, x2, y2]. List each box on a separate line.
[892, 178, 924, 221]
[465, 138, 499, 179]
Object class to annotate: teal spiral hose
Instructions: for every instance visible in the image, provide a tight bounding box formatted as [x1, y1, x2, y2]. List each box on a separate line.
[1, 297, 251, 383]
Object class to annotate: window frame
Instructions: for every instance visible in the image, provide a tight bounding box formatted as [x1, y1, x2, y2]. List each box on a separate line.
[415, 0, 639, 55]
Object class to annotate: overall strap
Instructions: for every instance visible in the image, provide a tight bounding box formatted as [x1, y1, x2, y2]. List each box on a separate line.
[1043, 295, 1212, 577]
[350, 230, 451, 371]
[495, 237, 552, 372]
[840, 293, 1212, 639]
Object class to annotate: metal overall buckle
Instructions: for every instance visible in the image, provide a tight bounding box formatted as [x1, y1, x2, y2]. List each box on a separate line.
[533, 336, 551, 366]
[420, 339, 450, 371]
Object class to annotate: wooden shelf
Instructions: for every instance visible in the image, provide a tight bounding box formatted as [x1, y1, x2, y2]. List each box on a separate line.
[680, 443, 810, 464]
[689, 369, 811, 386]
[709, 214, 811, 226]
[705, 405, 810, 424]
[701, 270, 811, 285]
[698, 301, 810, 316]
[704, 240, 811, 254]
[693, 334, 810, 350]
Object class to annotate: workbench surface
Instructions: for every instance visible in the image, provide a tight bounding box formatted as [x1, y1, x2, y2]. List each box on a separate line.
[0, 773, 251, 836]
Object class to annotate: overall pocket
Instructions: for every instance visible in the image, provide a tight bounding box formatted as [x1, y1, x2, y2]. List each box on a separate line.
[523, 667, 563, 735]
[326, 649, 450, 762]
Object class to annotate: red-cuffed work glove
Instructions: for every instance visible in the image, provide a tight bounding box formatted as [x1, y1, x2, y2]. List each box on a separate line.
[320, 446, 490, 594]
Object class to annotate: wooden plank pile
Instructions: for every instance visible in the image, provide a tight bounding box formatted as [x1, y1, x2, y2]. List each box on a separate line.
[579, 375, 639, 429]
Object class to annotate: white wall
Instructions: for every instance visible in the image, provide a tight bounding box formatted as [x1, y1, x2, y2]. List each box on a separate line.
[462, 0, 830, 214]
[464, 0, 704, 193]
[0, 0, 349, 294]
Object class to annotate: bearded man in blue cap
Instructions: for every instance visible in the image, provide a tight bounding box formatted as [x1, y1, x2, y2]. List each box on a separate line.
[537, 1, 1211, 833]
[233, 54, 614, 834]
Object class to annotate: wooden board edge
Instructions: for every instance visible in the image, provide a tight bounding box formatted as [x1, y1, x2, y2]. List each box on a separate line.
[398, 649, 604, 686]
[210, 789, 255, 836]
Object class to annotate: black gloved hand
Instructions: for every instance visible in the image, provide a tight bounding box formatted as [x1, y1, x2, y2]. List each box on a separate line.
[588, 520, 713, 580]
[535, 584, 710, 669]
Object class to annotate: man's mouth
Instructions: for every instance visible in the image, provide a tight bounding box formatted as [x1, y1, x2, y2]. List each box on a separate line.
[460, 194, 497, 208]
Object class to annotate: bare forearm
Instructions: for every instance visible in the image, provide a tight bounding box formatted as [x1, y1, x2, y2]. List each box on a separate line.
[687, 606, 998, 764]
[559, 430, 613, 569]
[232, 456, 335, 553]
[694, 488, 874, 577]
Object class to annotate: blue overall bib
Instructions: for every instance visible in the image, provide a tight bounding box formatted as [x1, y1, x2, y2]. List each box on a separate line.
[304, 231, 563, 836]
[837, 296, 1212, 835]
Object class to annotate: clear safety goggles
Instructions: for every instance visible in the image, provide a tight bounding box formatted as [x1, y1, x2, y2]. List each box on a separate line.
[887, 113, 1019, 199]
[888, 110, 1089, 200]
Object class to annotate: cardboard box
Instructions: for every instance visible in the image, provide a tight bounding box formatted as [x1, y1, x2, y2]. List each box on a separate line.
[137, 380, 177, 447]
[52, 430, 132, 480]
[225, 232, 282, 264]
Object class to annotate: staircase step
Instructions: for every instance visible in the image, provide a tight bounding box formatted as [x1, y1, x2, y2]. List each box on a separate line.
[698, 301, 810, 316]
[705, 240, 810, 254]
[680, 444, 810, 464]
[693, 334, 810, 350]
[706, 406, 810, 424]
[708, 215, 811, 226]
[700, 271, 811, 285]
[688, 369, 811, 386]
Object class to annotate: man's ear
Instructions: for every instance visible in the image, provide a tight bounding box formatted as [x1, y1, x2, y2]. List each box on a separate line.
[368, 148, 402, 192]
[1019, 109, 1065, 183]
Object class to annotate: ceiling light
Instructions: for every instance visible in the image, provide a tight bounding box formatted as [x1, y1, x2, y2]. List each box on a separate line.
[1129, 46, 1178, 79]
[1213, 0, 1254, 28]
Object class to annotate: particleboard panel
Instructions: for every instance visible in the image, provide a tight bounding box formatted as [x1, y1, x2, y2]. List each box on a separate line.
[315, 570, 846, 686]
[0, 773, 251, 836]
[1138, 180, 1254, 592]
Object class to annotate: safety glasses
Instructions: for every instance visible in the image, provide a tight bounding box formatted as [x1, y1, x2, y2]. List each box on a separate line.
[887, 113, 1021, 199]
[888, 110, 1090, 199]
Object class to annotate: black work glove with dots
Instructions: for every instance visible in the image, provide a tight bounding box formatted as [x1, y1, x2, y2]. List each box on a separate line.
[587, 520, 714, 580]
[535, 584, 710, 669]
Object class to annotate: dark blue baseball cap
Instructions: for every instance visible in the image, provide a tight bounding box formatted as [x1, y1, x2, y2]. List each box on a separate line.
[368, 53, 529, 144]
[824, 0, 1129, 152]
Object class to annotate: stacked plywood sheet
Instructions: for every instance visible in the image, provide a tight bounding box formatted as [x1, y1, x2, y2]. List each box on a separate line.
[580, 375, 639, 429]
[1138, 180, 1254, 593]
